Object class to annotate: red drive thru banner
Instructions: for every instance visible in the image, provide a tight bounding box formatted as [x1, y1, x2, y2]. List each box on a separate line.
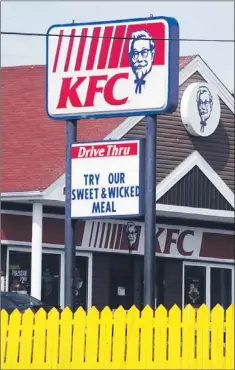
[71, 139, 144, 218]
[46, 17, 179, 119]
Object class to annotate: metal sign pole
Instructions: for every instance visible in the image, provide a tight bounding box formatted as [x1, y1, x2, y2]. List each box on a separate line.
[144, 114, 157, 308]
[64, 119, 77, 310]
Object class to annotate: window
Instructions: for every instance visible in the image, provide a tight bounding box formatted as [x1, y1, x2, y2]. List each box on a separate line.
[184, 265, 206, 308]
[210, 267, 232, 310]
[183, 262, 234, 309]
[8, 251, 31, 294]
[7, 250, 63, 307]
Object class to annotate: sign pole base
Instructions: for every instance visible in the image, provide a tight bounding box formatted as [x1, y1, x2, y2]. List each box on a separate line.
[64, 119, 77, 310]
[144, 115, 157, 309]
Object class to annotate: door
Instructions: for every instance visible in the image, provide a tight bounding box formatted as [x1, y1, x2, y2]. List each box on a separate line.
[7, 248, 63, 307]
[41, 253, 61, 307]
[109, 255, 134, 310]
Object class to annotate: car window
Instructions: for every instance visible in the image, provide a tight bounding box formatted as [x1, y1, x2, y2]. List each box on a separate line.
[1, 296, 16, 310]
[3, 293, 44, 307]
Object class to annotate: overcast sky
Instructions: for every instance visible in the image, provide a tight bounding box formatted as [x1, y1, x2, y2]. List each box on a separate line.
[2, 1, 234, 90]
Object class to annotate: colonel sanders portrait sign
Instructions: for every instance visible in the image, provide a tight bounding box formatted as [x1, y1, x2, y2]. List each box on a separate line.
[180, 82, 221, 137]
[46, 16, 179, 120]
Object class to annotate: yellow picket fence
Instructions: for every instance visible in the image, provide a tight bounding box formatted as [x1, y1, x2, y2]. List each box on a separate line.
[1, 304, 234, 369]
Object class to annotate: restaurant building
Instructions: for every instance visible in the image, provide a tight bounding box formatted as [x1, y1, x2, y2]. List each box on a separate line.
[1, 55, 234, 311]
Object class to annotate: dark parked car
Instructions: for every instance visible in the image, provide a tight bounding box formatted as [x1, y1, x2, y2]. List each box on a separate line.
[1, 292, 61, 314]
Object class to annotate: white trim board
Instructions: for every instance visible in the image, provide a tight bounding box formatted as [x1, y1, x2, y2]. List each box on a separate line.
[155, 204, 234, 224]
[1, 240, 86, 249]
[1, 209, 65, 219]
[156, 150, 235, 208]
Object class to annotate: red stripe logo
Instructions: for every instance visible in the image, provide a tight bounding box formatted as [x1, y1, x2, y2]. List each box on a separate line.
[52, 21, 165, 73]
[86, 27, 101, 70]
[52, 29, 64, 72]
[74, 28, 88, 71]
[108, 25, 127, 69]
[64, 28, 76, 72]
[97, 26, 114, 69]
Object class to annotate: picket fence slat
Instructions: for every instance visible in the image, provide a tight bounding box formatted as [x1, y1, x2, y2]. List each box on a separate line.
[19, 309, 34, 368]
[196, 304, 210, 369]
[154, 304, 167, 368]
[99, 307, 113, 368]
[168, 305, 181, 368]
[112, 306, 126, 368]
[1, 310, 8, 368]
[59, 307, 73, 369]
[32, 308, 47, 369]
[71, 307, 86, 369]
[181, 305, 195, 369]
[140, 306, 154, 368]
[7, 309, 21, 369]
[225, 305, 234, 370]
[85, 306, 100, 368]
[126, 305, 140, 369]
[46, 308, 60, 370]
[1, 304, 234, 370]
[211, 305, 225, 369]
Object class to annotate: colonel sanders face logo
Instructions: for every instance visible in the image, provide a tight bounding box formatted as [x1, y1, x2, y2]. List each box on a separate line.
[188, 283, 200, 304]
[129, 30, 156, 94]
[196, 86, 213, 133]
[126, 222, 137, 248]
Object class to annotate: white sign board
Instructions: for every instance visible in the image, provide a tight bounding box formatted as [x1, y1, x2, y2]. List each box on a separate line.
[71, 139, 144, 218]
[181, 82, 221, 137]
[46, 16, 179, 119]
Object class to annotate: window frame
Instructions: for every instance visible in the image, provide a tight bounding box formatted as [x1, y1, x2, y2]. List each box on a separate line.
[182, 261, 234, 310]
[6, 246, 93, 310]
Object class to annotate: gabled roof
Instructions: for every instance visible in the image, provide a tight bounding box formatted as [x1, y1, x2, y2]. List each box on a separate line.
[156, 151, 234, 208]
[154, 151, 234, 223]
[1, 56, 195, 193]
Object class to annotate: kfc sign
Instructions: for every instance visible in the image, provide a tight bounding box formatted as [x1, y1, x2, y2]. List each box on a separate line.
[155, 227, 202, 258]
[137, 225, 203, 259]
[46, 17, 179, 120]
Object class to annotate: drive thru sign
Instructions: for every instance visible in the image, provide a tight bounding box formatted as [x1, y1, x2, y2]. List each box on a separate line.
[46, 17, 179, 119]
[71, 139, 144, 218]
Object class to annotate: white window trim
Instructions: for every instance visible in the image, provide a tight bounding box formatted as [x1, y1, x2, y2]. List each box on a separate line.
[6, 247, 93, 310]
[182, 261, 234, 309]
